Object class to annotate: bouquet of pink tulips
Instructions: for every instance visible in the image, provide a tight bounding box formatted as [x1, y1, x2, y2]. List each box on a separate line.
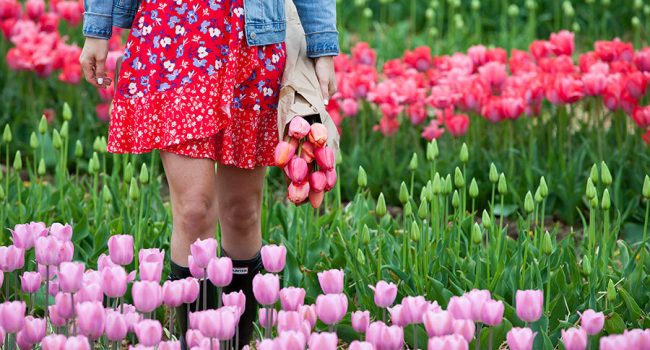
[274, 116, 338, 208]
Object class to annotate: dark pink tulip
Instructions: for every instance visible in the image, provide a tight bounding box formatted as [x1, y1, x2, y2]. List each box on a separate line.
[20, 271, 41, 293]
[49, 223, 73, 242]
[287, 157, 309, 184]
[351, 310, 370, 333]
[288, 181, 310, 204]
[550, 30, 575, 56]
[388, 304, 406, 327]
[199, 309, 236, 340]
[633, 106, 650, 128]
[309, 190, 325, 209]
[58, 261, 85, 293]
[108, 235, 134, 265]
[41, 334, 67, 350]
[162, 280, 184, 307]
[100, 265, 128, 298]
[317, 269, 344, 294]
[35, 236, 60, 266]
[428, 334, 469, 350]
[448, 296, 473, 320]
[54, 292, 74, 319]
[48, 305, 66, 327]
[182, 277, 200, 304]
[207, 257, 233, 287]
[190, 238, 217, 269]
[65, 335, 91, 350]
[401, 296, 427, 324]
[139, 260, 163, 282]
[579, 309, 604, 335]
[0, 245, 25, 271]
[308, 332, 338, 350]
[105, 310, 128, 341]
[453, 319, 475, 343]
[252, 273, 280, 305]
[76, 301, 105, 340]
[324, 168, 337, 192]
[515, 290, 544, 323]
[23, 316, 46, 344]
[368, 280, 397, 308]
[278, 310, 303, 333]
[301, 141, 315, 163]
[25, 0, 45, 20]
[132, 280, 162, 313]
[274, 141, 295, 168]
[280, 287, 305, 311]
[135, 319, 163, 346]
[315, 293, 347, 325]
[480, 299, 504, 326]
[366, 321, 403, 350]
[0, 301, 26, 333]
[423, 310, 453, 337]
[288, 116, 310, 139]
[188, 255, 205, 279]
[309, 171, 327, 193]
[76, 283, 103, 303]
[625, 71, 648, 99]
[299, 304, 317, 329]
[314, 147, 335, 170]
[582, 72, 607, 96]
[507, 327, 537, 350]
[138, 248, 165, 266]
[10, 222, 48, 250]
[562, 327, 587, 350]
[258, 308, 278, 328]
[277, 330, 307, 350]
[600, 334, 629, 350]
[261, 245, 287, 273]
[223, 290, 246, 316]
[308, 123, 328, 148]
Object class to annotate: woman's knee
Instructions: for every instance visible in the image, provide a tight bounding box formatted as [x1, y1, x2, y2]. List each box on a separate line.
[174, 193, 218, 233]
[219, 193, 262, 233]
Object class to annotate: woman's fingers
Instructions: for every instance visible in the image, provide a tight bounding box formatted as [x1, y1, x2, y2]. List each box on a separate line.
[79, 37, 111, 88]
[80, 55, 101, 88]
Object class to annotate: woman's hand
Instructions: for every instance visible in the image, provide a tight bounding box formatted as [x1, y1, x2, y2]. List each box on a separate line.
[79, 37, 112, 89]
[314, 56, 337, 105]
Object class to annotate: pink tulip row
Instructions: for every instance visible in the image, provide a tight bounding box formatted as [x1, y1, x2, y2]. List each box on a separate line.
[325, 32, 650, 142]
[274, 116, 337, 208]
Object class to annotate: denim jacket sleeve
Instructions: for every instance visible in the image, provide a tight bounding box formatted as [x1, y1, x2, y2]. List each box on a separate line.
[82, 0, 114, 39]
[292, 0, 339, 57]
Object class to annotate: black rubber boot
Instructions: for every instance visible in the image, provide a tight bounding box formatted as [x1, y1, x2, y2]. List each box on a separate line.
[169, 260, 218, 350]
[221, 247, 263, 350]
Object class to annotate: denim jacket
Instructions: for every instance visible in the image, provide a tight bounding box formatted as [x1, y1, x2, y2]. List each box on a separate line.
[83, 0, 339, 57]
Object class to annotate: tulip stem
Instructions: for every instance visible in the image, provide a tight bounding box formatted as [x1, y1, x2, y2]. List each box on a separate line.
[412, 326, 417, 350]
[474, 323, 481, 350]
[235, 325, 239, 350]
[169, 307, 174, 340]
[203, 272, 207, 311]
[489, 327, 493, 350]
[45, 265, 49, 330]
[642, 200, 649, 264]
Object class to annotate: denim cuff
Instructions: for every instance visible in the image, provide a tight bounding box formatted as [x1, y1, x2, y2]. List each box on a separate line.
[82, 12, 113, 39]
[305, 31, 340, 58]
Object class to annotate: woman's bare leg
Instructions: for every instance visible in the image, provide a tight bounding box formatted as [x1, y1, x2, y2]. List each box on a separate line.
[160, 151, 219, 266]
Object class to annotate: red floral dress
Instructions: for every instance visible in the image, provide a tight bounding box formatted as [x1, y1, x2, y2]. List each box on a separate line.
[108, 0, 286, 169]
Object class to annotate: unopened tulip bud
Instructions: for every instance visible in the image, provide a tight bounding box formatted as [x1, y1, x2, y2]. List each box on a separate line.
[93, 137, 102, 153]
[426, 140, 438, 161]
[308, 123, 328, 147]
[601, 162, 612, 186]
[39, 116, 48, 134]
[498, 173, 507, 195]
[542, 231, 553, 255]
[356, 249, 366, 264]
[534, 188, 543, 203]
[404, 202, 412, 217]
[274, 141, 294, 168]
[30, 132, 39, 149]
[590, 164, 599, 184]
[2, 124, 12, 143]
[471, 223, 482, 244]
[586, 178, 596, 200]
[52, 129, 62, 149]
[376, 193, 387, 217]
[38, 158, 46, 176]
[362, 225, 370, 244]
[139, 164, 149, 185]
[124, 162, 134, 180]
[129, 179, 140, 201]
[411, 222, 420, 242]
[581, 256, 592, 276]
[62, 102, 72, 121]
[362, 7, 372, 18]
[358, 166, 367, 188]
[459, 143, 468, 163]
[61, 121, 69, 139]
[642, 175, 650, 199]
[469, 179, 478, 198]
[607, 280, 616, 302]
[91, 153, 100, 173]
[408, 153, 418, 171]
[507, 4, 519, 16]
[524, 191, 534, 214]
[399, 182, 409, 205]
[432, 173, 442, 195]
[13, 151, 22, 171]
[418, 201, 428, 220]
[75, 140, 83, 158]
[454, 167, 465, 188]
[601, 189, 610, 210]
[444, 174, 452, 195]
[425, 181, 434, 202]
[539, 177, 548, 197]
[482, 210, 491, 229]
[102, 185, 112, 204]
[471, 0, 480, 9]
[419, 186, 427, 204]
[590, 196, 598, 209]
[489, 163, 498, 184]
[452, 191, 460, 209]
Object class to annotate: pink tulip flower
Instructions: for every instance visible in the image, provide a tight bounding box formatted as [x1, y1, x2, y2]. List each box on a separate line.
[207, 256, 233, 287]
[49, 223, 73, 242]
[579, 309, 604, 335]
[274, 141, 295, 168]
[314, 147, 335, 170]
[10, 222, 48, 250]
[124, 310, 143, 333]
[288, 116, 311, 139]
[65, 335, 91, 350]
[299, 304, 317, 329]
[401, 296, 427, 324]
[317, 269, 344, 294]
[159, 341, 182, 350]
[453, 319, 475, 343]
[190, 238, 217, 269]
[308, 123, 328, 147]
[41, 334, 67, 350]
[223, 290, 246, 316]
[287, 157, 309, 184]
[308, 332, 338, 350]
[257, 339, 278, 350]
[188, 255, 205, 279]
[428, 334, 469, 350]
[35, 236, 61, 266]
[135, 319, 163, 346]
[280, 287, 305, 311]
[76, 283, 103, 303]
[315, 293, 348, 325]
[277, 330, 307, 350]
[20, 271, 41, 293]
[507, 327, 537, 350]
[199, 309, 236, 341]
[49, 304, 67, 327]
[76, 301, 105, 340]
[162, 280, 184, 307]
[0, 245, 25, 271]
[301, 141, 315, 163]
[349, 341, 374, 350]
[108, 235, 134, 265]
[309, 171, 327, 193]
[288, 181, 310, 204]
[562, 327, 588, 350]
[465, 289, 491, 321]
[278, 310, 303, 333]
[366, 321, 403, 350]
[105, 310, 128, 341]
[388, 304, 406, 327]
[54, 292, 74, 319]
[351, 310, 370, 333]
[448, 295, 473, 320]
[624, 328, 650, 349]
[138, 248, 165, 266]
[100, 265, 128, 298]
[480, 299, 504, 326]
[258, 308, 278, 328]
[132, 281, 162, 313]
[97, 254, 117, 271]
[261, 245, 287, 273]
[22, 316, 46, 344]
[368, 280, 397, 308]
[0, 301, 26, 333]
[600, 334, 629, 350]
[515, 290, 544, 323]
[185, 329, 205, 348]
[182, 277, 200, 305]
[252, 273, 280, 305]
[58, 261, 85, 293]
[423, 310, 454, 337]
[140, 260, 163, 282]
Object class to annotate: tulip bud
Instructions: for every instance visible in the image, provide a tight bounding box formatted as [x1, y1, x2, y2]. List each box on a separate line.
[356, 249, 366, 265]
[2, 124, 12, 143]
[471, 0, 480, 9]
[539, 177, 548, 198]
[589, 164, 599, 184]
[39, 116, 48, 134]
[542, 231, 553, 255]
[601, 162, 612, 186]
[139, 164, 149, 185]
[481, 210, 491, 229]
[444, 174, 452, 195]
[13, 151, 22, 171]
[91, 152, 100, 174]
[471, 223, 482, 244]
[454, 167, 465, 188]
[129, 179, 140, 202]
[586, 178, 596, 200]
[38, 158, 46, 176]
[62, 102, 72, 121]
[376, 193, 387, 217]
[498, 173, 507, 195]
[507, 4, 519, 16]
[403, 202, 413, 217]
[590, 196, 598, 209]
[362, 225, 370, 244]
[124, 162, 134, 180]
[432, 173, 442, 195]
[459, 143, 468, 163]
[607, 280, 616, 302]
[102, 185, 112, 204]
[399, 182, 409, 205]
[601, 189, 610, 210]
[418, 200, 428, 220]
[362, 7, 372, 18]
[643, 175, 650, 199]
[452, 190, 460, 209]
[524, 191, 534, 214]
[581, 256, 592, 276]
[489, 163, 498, 184]
[358, 166, 367, 188]
[411, 221, 420, 242]
[30, 132, 39, 149]
[469, 179, 478, 199]
[60, 121, 69, 139]
[426, 140, 438, 161]
[408, 153, 418, 171]
[93, 137, 102, 153]
[419, 186, 427, 204]
[534, 188, 543, 203]
[52, 129, 62, 149]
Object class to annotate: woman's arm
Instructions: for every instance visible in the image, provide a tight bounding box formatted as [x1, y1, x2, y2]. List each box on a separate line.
[292, 0, 340, 58]
[82, 0, 114, 39]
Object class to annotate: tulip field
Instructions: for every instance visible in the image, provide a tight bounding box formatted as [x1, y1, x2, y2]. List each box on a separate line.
[2, 0, 650, 349]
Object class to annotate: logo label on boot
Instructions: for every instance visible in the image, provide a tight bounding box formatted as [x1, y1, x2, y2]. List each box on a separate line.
[232, 267, 249, 275]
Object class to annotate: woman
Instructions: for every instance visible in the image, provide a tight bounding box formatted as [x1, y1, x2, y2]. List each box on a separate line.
[79, 0, 338, 347]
